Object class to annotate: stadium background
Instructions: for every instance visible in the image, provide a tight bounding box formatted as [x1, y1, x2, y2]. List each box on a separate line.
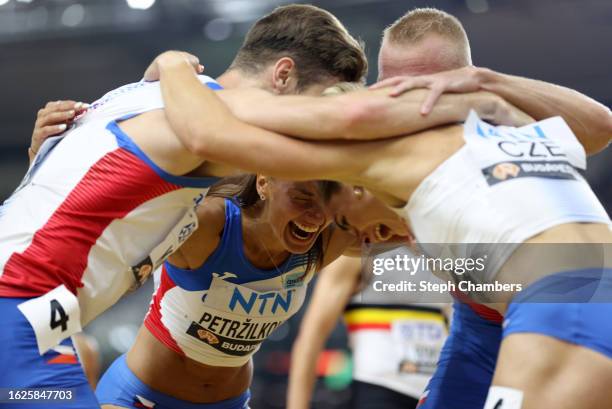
[0, 0, 610, 407]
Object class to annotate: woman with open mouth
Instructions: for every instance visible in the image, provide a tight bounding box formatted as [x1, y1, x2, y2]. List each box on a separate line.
[95, 172, 409, 409]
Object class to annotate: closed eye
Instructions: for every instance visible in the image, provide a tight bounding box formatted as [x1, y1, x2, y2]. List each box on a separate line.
[334, 215, 351, 231]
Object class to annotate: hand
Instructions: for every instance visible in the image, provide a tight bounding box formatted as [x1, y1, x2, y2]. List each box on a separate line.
[478, 94, 534, 127]
[143, 51, 204, 82]
[30, 100, 89, 161]
[370, 66, 484, 115]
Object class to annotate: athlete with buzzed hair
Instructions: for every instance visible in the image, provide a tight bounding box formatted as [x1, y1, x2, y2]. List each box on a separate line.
[151, 28, 611, 408]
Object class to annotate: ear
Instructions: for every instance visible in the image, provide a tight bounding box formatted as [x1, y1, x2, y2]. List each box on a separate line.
[271, 57, 297, 94]
[256, 175, 270, 200]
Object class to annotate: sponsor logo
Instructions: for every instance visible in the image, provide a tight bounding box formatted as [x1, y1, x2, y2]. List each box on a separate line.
[229, 287, 294, 315]
[492, 163, 520, 180]
[283, 272, 306, 289]
[196, 328, 219, 344]
[482, 160, 578, 186]
[186, 318, 275, 356]
[130, 256, 153, 291]
[212, 272, 238, 281]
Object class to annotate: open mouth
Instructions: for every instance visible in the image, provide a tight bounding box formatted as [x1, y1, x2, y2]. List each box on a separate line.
[289, 220, 319, 242]
[375, 224, 392, 242]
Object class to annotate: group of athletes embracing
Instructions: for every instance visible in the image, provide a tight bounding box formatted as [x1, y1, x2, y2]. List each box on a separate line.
[1, 4, 611, 409]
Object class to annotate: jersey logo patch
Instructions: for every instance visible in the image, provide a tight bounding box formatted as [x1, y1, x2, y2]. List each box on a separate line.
[213, 272, 238, 281]
[130, 256, 153, 291]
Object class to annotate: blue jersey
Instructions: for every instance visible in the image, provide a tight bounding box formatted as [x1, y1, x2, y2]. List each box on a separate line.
[144, 199, 318, 367]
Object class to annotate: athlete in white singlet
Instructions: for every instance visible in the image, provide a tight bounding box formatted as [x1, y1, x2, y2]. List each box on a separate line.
[154, 40, 612, 409]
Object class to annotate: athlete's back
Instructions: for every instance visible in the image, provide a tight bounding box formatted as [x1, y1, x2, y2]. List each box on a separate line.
[0, 76, 220, 351]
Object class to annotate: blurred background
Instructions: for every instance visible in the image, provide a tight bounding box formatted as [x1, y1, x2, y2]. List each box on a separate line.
[0, 0, 610, 407]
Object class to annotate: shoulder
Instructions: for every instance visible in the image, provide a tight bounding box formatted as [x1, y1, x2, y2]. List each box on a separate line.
[195, 196, 227, 237]
[170, 196, 227, 268]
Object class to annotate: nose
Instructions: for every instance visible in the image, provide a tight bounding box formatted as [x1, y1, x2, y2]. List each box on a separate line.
[360, 227, 377, 245]
[304, 205, 326, 226]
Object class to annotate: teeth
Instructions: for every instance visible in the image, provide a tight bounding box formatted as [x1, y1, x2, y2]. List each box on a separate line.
[291, 229, 309, 241]
[293, 221, 318, 233]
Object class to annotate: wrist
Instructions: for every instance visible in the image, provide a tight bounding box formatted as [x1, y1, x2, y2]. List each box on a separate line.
[474, 66, 499, 91]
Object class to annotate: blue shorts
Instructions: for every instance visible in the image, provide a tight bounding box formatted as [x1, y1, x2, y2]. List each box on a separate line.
[96, 354, 251, 409]
[504, 268, 612, 358]
[0, 297, 99, 408]
[418, 301, 502, 409]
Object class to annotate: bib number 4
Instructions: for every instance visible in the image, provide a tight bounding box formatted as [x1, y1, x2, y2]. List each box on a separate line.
[49, 299, 69, 332]
[18, 285, 82, 355]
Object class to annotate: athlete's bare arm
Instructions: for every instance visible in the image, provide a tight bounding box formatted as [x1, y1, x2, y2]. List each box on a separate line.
[218, 86, 525, 141]
[158, 53, 378, 182]
[478, 68, 611, 154]
[373, 66, 612, 154]
[287, 256, 362, 409]
[155, 52, 525, 194]
[168, 196, 226, 269]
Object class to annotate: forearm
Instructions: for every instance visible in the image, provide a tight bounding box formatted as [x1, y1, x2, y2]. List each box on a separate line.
[288, 258, 360, 409]
[159, 57, 234, 155]
[228, 88, 503, 141]
[287, 333, 326, 409]
[478, 68, 612, 154]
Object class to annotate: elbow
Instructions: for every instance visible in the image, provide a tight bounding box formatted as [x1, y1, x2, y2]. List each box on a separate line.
[583, 106, 612, 155]
[595, 107, 612, 146]
[181, 129, 211, 157]
[179, 121, 232, 160]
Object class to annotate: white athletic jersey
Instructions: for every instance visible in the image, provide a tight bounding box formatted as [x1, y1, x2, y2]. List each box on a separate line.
[145, 200, 317, 367]
[345, 247, 449, 398]
[0, 76, 220, 354]
[405, 112, 611, 280]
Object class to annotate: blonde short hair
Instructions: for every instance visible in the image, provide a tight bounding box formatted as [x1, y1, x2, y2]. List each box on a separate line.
[383, 8, 471, 66]
[322, 82, 365, 96]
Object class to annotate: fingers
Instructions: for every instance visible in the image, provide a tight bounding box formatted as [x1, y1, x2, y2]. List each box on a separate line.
[420, 86, 445, 115]
[37, 101, 89, 127]
[31, 100, 88, 155]
[43, 100, 76, 111]
[34, 124, 68, 140]
[144, 51, 204, 81]
[180, 52, 204, 74]
[389, 77, 432, 97]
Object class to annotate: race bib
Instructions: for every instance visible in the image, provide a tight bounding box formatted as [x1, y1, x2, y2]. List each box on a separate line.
[463, 111, 585, 186]
[391, 318, 446, 374]
[183, 277, 306, 357]
[17, 285, 82, 355]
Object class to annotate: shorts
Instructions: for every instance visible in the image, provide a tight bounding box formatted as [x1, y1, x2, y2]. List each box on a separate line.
[504, 268, 612, 358]
[96, 354, 251, 409]
[0, 297, 98, 408]
[417, 301, 502, 409]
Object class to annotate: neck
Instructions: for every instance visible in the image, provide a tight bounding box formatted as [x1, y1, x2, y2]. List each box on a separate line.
[241, 210, 290, 270]
[216, 69, 265, 90]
